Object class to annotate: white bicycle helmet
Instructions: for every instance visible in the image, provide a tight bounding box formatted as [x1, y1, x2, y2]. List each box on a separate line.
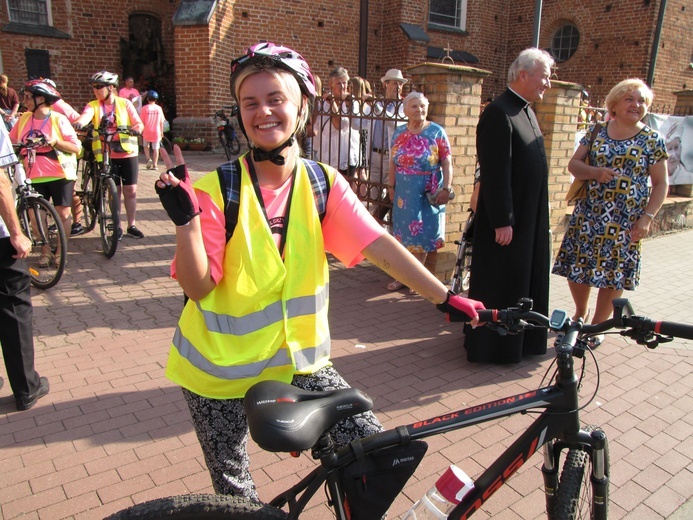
[90, 70, 119, 86]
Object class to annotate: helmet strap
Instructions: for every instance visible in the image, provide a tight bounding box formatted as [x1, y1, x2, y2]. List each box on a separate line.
[251, 135, 295, 166]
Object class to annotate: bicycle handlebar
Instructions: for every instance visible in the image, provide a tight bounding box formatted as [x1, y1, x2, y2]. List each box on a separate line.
[477, 298, 693, 348]
[79, 123, 141, 137]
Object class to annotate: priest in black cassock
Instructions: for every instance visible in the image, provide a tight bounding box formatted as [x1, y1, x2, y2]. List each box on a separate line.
[464, 48, 554, 363]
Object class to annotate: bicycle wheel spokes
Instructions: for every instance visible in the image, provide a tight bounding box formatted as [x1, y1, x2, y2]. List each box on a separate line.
[99, 177, 120, 258]
[23, 198, 67, 290]
[80, 161, 97, 232]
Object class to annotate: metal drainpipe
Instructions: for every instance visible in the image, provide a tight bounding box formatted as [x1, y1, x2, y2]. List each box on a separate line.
[359, 0, 368, 78]
[532, 0, 543, 48]
[647, 0, 668, 87]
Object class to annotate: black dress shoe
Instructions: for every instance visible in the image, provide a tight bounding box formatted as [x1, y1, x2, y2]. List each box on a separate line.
[16, 376, 50, 411]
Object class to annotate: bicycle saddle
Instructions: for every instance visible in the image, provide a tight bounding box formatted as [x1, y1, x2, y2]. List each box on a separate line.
[244, 380, 374, 452]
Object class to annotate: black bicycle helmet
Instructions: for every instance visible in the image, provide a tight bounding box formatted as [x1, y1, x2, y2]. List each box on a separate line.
[24, 79, 62, 104]
[229, 42, 316, 165]
[90, 70, 119, 86]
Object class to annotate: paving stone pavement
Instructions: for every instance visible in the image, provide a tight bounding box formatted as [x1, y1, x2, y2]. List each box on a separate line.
[1, 150, 692, 519]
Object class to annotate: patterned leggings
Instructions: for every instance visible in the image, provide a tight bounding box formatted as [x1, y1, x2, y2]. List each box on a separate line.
[182, 366, 383, 500]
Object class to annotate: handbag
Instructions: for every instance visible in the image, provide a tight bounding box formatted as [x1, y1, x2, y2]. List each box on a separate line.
[565, 123, 602, 203]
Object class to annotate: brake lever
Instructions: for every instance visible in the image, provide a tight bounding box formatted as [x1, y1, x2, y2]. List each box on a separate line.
[621, 330, 674, 349]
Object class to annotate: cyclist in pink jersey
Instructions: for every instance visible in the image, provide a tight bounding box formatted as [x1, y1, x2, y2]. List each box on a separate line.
[74, 71, 145, 239]
[10, 79, 81, 266]
[154, 42, 485, 500]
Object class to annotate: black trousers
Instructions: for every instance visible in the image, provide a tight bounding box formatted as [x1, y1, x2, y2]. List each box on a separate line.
[0, 237, 40, 399]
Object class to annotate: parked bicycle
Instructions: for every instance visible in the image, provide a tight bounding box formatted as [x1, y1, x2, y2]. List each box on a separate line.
[7, 137, 67, 289]
[76, 118, 140, 258]
[213, 105, 241, 160]
[106, 298, 693, 520]
[450, 207, 475, 294]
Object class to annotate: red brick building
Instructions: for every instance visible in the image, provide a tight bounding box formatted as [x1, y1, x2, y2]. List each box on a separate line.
[1, 0, 691, 134]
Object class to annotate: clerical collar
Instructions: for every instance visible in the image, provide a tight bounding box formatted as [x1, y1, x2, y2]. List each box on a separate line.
[508, 87, 530, 107]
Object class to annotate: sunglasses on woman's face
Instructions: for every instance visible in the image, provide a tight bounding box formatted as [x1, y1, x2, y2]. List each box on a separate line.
[91, 84, 108, 90]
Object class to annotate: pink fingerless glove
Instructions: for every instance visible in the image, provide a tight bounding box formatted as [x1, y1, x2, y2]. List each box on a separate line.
[155, 165, 201, 226]
[436, 291, 486, 322]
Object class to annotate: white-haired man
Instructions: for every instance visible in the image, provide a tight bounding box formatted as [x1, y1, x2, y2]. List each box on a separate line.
[465, 48, 555, 364]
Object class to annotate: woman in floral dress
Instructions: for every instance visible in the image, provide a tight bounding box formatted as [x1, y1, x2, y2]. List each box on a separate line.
[552, 78, 668, 346]
[387, 92, 454, 291]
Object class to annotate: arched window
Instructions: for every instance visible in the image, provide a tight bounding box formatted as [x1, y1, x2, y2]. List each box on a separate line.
[551, 24, 580, 63]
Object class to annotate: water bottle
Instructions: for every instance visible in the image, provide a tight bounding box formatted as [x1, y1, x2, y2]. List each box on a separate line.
[402, 465, 474, 519]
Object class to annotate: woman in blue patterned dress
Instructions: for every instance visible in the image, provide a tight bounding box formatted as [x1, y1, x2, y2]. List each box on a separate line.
[386, 92, 454, 291]
[552, 79, 668, 346]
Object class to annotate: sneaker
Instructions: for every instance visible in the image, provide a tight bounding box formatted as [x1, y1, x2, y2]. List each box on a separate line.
[127, 225, 145, 239]
[71, 222, 86, 236]
[146, 159, 153, 170]
[16, 376, 50, 411]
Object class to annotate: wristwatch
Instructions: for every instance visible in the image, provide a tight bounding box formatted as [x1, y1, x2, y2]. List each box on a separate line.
[442, 187, 455, 200]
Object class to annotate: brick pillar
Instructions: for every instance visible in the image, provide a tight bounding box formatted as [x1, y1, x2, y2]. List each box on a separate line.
[673, 89, 693, 116]
[405, 63, 492, 281]
[533, 80, 583, 249]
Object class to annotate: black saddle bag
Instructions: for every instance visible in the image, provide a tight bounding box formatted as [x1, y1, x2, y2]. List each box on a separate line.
[340, 440, 428, 520]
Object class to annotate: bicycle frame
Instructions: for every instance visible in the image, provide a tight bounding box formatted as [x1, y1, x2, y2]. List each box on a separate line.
[262, 337, 606, 520]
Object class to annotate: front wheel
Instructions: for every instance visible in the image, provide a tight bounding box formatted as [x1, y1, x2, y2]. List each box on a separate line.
[80, 160, 98, 232]
[554, 426, 610, 519]
[105, 494, 288, 520]
[99, 176, 120, 258]
[219, 132, 232, 161]
[20, 197, 67, 290]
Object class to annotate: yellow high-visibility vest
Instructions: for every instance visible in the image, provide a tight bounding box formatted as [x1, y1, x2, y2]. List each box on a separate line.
[87, 97, 137, 161]
[166, 156, 336, 399]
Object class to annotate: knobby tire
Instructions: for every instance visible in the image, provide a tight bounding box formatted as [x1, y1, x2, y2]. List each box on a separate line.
[105, 494, 288, 520]
[21, 197, 67, 290]
[99, 176, 120, 258]
[553, 425, 610, 520]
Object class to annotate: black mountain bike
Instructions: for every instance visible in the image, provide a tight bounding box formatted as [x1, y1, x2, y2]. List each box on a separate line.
[77, 120, 140, 258]
[8, 138, 67, 289]
[214, 105, 241, 160]
[106, 298, 693, 520]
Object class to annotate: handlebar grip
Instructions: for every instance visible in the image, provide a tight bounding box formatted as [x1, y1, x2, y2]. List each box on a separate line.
[477, 310, 497, 323]
[652, 321, 693, 340]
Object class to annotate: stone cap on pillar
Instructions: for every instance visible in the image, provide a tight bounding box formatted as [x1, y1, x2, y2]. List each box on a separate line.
[405, 62, 492, 79]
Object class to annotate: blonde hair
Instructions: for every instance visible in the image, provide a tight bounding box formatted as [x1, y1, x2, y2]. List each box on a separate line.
[605, 78, 653, 118]
[348, 76, 367, 99]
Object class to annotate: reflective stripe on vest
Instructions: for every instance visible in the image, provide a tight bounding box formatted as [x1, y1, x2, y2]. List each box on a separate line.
[14, 112, 78, 180]
[89, 97, 137, 161]
[166, 155, 337, 399]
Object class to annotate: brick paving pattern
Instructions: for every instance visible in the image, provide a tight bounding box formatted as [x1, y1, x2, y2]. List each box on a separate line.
[1, 151, 692, 519]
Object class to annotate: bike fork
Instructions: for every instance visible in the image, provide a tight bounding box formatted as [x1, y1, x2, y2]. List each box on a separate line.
[590, 429, 609, 520]
[541, 439, 559, 517]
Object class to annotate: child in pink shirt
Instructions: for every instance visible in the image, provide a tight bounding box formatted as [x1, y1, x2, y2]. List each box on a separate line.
[140, 91, 165, 169]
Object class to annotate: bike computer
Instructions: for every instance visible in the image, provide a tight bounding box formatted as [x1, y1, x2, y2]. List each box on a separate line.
[549, 309, 568, 329]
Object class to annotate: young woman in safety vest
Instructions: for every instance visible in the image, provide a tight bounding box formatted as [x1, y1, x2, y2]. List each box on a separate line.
[74, 71, 145, 239]
[155, 43, 485, 500]
[10, 79, 81, 266]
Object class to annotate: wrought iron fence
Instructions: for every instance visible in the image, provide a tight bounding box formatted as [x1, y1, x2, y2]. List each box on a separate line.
[309, 96, 407, 224]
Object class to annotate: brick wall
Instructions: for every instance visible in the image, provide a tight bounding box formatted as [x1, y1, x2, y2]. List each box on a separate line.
[1, 0, 691, 130]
